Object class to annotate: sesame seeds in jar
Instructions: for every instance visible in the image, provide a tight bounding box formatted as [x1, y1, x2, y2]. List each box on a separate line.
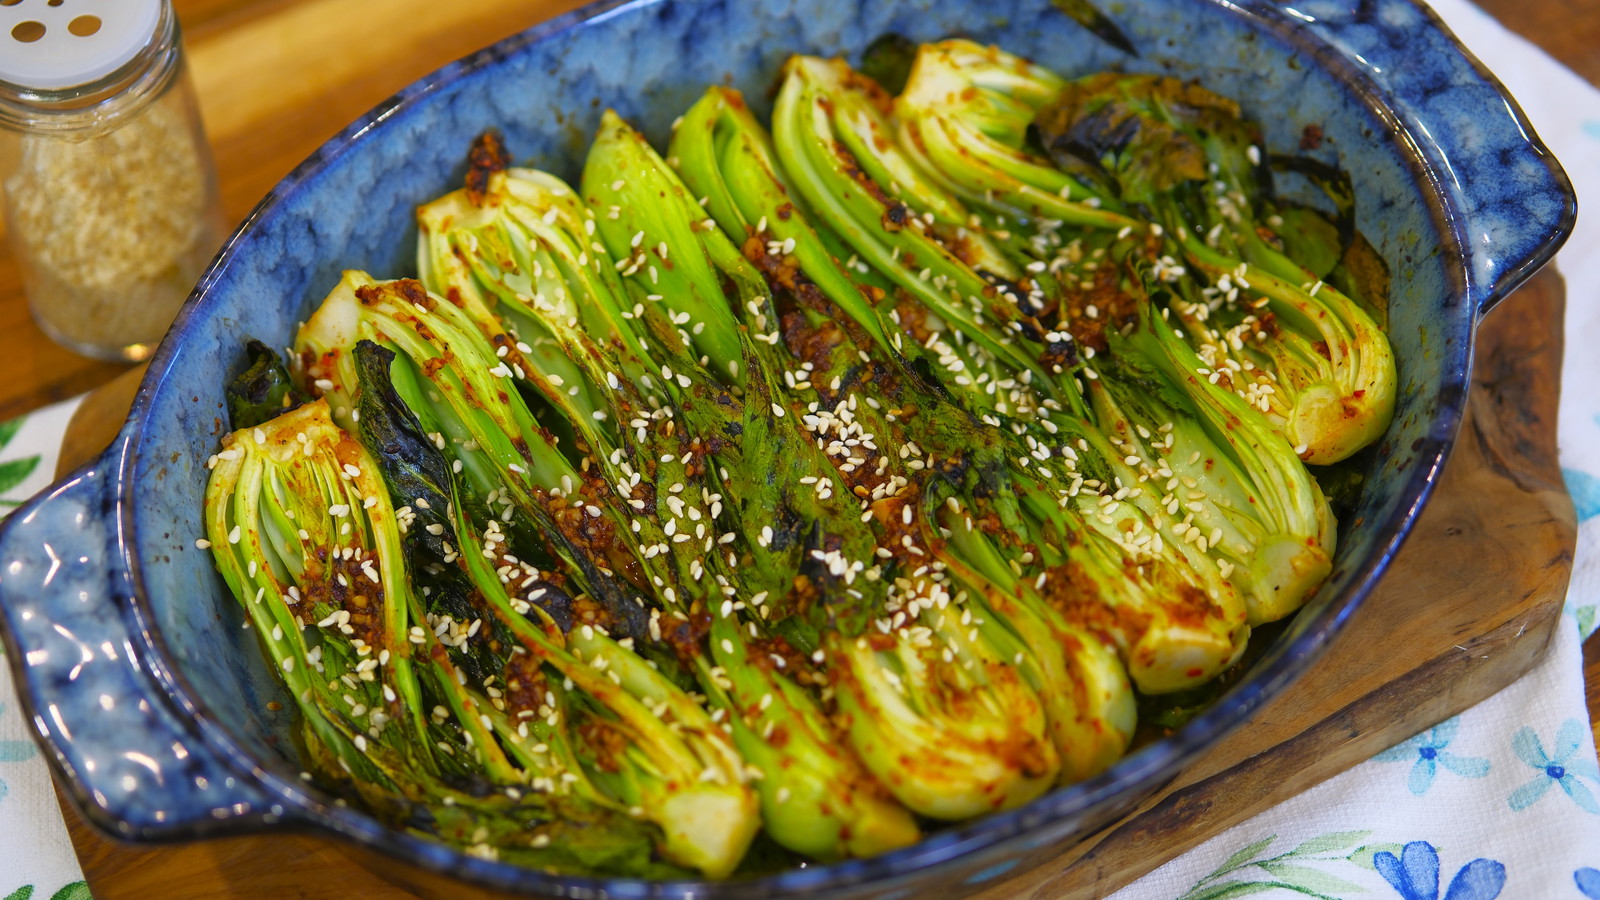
[0, 0, 223, 361]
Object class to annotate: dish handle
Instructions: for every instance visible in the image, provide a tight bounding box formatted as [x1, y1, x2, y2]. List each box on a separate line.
[1276, 0, 1577, 315]
[0, 444, 283, 840]
[1450, 140, 1576, 315]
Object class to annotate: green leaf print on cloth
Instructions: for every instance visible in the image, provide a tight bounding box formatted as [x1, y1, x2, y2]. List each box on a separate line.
[3, 883, 91, 900]
[0, 415, 39, 507]
[1177, 831, 1404, 900]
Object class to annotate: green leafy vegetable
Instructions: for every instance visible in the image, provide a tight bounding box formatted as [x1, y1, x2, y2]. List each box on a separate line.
[203, 34, 1395, 877]
[226, 338, 308, 429]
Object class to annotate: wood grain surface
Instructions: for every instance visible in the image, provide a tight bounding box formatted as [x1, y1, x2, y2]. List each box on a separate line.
[8, 0, 1595, 896]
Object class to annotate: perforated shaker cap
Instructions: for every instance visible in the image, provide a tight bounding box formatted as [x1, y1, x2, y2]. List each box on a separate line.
[0, 0, 161, 91]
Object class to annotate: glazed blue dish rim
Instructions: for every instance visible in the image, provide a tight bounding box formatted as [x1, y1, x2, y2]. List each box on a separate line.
[9, 0, 1576, 895]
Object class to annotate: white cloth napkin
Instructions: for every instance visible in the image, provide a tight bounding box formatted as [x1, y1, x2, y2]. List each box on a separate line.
[2, 1, 1599, 897]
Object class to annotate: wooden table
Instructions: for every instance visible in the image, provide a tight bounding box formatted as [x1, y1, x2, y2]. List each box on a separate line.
[5, 0, 1598, 894]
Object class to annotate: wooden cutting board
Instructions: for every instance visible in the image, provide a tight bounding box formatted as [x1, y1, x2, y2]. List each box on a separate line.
[51, 269, 1574, 898]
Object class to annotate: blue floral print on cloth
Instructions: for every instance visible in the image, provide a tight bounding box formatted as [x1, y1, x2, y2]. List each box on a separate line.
[1576, 866, 1600, 898]
[1508, 720, 1600, 813]
[1161, 832, 1514, 900]
[1563, 467, 1600, 522]
[1373, 717, 1491, 795]
[1372, 843, 1504, 900]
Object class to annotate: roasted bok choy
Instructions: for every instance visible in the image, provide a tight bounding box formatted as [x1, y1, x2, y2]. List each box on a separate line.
[202, 36, 1393, 877]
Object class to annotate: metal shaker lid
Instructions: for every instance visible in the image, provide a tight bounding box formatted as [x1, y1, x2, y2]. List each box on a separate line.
[0, 0, 162, 91]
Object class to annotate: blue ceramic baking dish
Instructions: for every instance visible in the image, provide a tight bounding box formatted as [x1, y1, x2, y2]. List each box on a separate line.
[0, 0, 1573, 896]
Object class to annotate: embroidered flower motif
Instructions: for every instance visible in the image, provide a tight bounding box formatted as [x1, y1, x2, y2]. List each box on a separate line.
[1373, 842, 1505, 900]
[1507, 719, 1600, 814]
[1373, 716, 1489, 794]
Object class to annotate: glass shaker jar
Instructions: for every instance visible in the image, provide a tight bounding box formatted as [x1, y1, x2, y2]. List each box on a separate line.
[0, 0, 223, 362]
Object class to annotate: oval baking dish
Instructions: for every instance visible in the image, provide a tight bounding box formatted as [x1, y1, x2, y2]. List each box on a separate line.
[0, 0, 1573, 897]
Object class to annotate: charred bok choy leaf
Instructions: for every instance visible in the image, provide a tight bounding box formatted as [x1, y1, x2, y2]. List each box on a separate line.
[348, 340, 758, 877]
